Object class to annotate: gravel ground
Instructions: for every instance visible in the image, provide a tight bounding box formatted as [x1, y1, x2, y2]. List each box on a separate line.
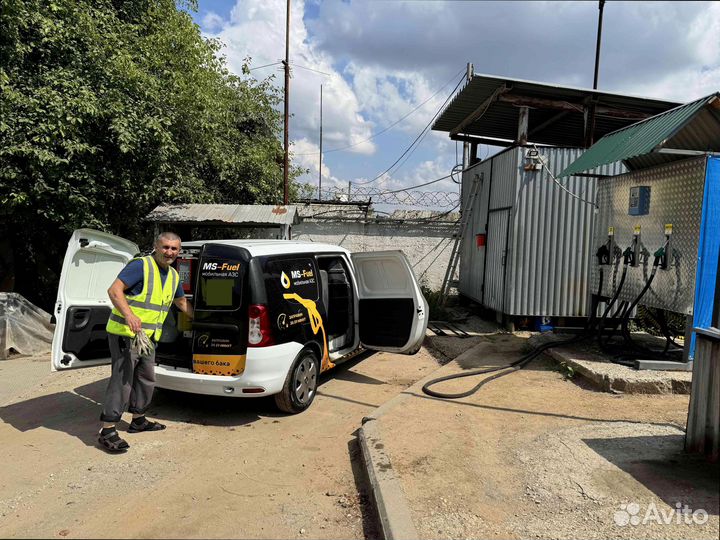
[379, 332, 718, 540]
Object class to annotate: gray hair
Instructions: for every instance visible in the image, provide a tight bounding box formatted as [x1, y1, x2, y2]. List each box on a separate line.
[154, 231, 182, 245]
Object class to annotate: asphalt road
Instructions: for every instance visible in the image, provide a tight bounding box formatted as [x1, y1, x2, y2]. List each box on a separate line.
[0, 348, 440, 539]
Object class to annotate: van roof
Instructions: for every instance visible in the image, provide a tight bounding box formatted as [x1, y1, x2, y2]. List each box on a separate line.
[181, 239, 351, 257]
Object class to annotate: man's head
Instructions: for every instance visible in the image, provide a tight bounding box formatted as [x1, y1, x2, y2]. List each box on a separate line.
[153, 232, 182, 269]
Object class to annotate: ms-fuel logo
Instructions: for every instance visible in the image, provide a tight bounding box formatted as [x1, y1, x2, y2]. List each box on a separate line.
[202, 262, 240, 271]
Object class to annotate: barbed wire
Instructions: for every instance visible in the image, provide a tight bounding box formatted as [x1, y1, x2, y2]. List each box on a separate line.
[318, 186, 459, 207]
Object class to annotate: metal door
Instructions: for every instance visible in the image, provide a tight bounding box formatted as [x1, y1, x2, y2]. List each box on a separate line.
[483, 209, 511, 311]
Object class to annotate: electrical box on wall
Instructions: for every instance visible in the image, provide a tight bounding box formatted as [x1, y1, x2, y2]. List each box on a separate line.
[628, 186, 651, 215]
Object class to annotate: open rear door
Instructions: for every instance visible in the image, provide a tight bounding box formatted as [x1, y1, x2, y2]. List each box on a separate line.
[51, 229, 138, 370]
[351, 251, 428, 354]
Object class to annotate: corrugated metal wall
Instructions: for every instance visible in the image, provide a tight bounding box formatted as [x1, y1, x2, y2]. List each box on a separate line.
[459, 148, 519, 304]
[459, 160, 491, 302]
[460, 146, 625, 318]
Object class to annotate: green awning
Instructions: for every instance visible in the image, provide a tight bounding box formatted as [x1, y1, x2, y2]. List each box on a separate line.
[560, 93, 720, 177]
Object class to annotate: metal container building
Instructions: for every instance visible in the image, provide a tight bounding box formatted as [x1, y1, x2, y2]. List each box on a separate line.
[431, 72, 680, 324]
[459, 145, 624, 320]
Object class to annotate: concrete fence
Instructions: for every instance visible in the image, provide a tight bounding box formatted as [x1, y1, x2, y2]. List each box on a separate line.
[293, 205, 459, 291]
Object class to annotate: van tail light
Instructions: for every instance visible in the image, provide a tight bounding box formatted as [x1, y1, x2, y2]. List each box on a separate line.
[248, 304, 274, 347]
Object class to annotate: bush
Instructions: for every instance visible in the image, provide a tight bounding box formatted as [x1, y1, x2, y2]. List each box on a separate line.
[420, 285, 452, 321]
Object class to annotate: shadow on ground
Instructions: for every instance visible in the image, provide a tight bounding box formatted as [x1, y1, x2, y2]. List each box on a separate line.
[0, 378, 265, 447]
[584, 434, 720, 515]
[347, 433, 381, 540]
[0, 349, 389, 447]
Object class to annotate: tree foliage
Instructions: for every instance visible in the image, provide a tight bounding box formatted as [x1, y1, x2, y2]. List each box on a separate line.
[0, 0, 299, 308]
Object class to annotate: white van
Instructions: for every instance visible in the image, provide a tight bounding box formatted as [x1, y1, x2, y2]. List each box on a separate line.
[51, 229, 428, 413]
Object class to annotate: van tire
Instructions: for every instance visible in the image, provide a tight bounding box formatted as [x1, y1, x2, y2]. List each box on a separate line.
[275, 349, 319, 414]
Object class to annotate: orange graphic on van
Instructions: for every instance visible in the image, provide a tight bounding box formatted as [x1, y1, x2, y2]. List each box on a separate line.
[282, 292, 332, 371]
[280, 271, 291, 289]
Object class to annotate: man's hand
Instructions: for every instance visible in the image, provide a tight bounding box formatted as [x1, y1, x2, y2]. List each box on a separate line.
[126, 313, 143, 334]
[108, 278, 142, 333]
[174, 297, 194, 319]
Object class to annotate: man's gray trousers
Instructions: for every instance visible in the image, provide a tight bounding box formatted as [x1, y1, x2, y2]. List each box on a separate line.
[100, 334, 156, 423]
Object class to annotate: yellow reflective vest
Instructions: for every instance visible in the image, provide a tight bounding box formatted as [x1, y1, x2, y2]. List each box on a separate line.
[106, 255, 179, 341]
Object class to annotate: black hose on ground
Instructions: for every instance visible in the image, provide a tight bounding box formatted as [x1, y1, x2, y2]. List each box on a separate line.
[421, 263, 607, 400]
[421, 334, 587, 399]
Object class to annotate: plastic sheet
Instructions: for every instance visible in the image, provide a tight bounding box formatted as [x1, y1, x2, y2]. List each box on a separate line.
[0, 293, 54, 359]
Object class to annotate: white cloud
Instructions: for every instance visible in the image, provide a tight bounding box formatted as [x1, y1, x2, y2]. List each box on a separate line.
[201, 11, 225, 33]
[199, 0, 720, 205]
[206, 0, 375, 155]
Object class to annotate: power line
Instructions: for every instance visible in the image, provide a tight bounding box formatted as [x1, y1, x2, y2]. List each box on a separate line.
[249, 61, 283, 71]
[291, 63, 331, 76]
[294, 68, 464, 156]
[355, 72, 465, 186]
[379, 174, 453, 194]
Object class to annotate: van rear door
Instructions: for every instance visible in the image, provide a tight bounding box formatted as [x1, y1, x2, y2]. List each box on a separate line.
[191, 243, 250, 376]
[351, 251, 428, 354]
[51, 229, 139, 370]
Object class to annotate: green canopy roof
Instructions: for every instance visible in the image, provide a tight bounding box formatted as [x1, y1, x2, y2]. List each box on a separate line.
[560, 93, 720, 177]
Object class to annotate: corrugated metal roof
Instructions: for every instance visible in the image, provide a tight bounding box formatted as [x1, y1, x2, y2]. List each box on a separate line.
[146, 204, 300, 226]
[559, 93, 720, 177]
[432, 73, 679, 147]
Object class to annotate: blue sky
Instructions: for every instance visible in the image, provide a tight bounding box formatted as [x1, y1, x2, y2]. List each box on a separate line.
[189, 1, 720, 210]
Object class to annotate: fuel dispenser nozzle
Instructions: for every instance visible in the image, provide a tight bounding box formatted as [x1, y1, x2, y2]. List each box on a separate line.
[596, 244, 610, 265]
[659, 226, 672, 270]
[653, 246, 666, 267]
[622, 246, 634, 266]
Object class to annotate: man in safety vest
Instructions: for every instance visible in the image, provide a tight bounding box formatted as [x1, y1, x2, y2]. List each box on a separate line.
[98, 231, 193, 453]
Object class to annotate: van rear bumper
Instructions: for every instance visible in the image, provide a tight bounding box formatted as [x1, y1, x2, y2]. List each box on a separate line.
[155, 342, 304, 397]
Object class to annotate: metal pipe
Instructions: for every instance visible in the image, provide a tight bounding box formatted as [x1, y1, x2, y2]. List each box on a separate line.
[593, 0, 605, 90]
[319, 84, 323, 201]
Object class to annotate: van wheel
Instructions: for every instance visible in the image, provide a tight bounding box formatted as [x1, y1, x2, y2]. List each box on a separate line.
[275, 349, 319, 414]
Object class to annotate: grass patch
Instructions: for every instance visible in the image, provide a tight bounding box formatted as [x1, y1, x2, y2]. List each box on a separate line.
[420, 285, 452, 321]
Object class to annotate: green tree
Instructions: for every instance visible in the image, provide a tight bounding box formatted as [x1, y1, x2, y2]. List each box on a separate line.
[0, 0, 300, 309]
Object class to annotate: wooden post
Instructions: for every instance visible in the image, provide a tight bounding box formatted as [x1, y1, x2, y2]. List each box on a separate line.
[283, 0, 291, 205]
[462, 63, 473, 170]
[517, 106, 529, 145]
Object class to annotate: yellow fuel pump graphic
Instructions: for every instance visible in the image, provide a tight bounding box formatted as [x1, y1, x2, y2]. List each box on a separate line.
[283, 292, 332, 371]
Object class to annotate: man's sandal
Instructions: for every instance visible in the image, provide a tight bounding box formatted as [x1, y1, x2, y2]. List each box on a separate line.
[98, 429, 130, 453]
[128, 417, 166, 433]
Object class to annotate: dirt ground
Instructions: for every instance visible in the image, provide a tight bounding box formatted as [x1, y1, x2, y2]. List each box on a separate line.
[0, 348, 441, 539]
[380, 331, 720, 540]
[2, 319, 718, 540]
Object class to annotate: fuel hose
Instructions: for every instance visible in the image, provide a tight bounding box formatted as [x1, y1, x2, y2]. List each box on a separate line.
[422, 266, 606, 399]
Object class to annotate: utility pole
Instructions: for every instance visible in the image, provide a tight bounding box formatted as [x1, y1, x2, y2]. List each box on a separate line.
[586, 0, 605, 147]
[282, 0, 290, 205]
[319, 84, 323, 201]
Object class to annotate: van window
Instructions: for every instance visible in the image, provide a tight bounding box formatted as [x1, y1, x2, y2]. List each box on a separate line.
[195, 255, 244, 311]
[264, 257, 319, 301]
